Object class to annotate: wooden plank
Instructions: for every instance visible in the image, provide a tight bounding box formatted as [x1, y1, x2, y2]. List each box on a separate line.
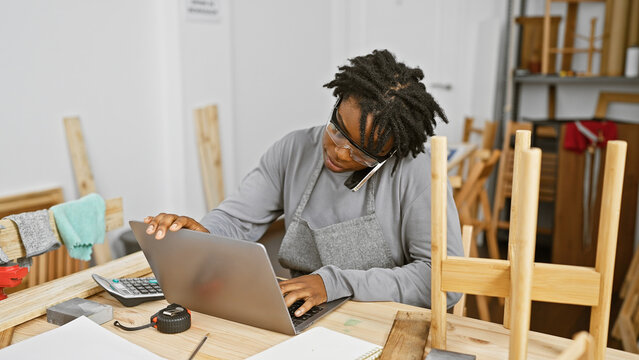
[0, 197, 123, 261]
[63, 117, 96, 195]
[628, 0, 639, 47]
[606, 0, 631, 76]
[0, 327, 14, 349]
[0, 251, 151, 333]
[0, 188, 64, 218]
[63, 117, 111, 264]
[590, 141, 627, 360]
[194, 105, 225, 211]
[379, 311, 430, 360]
[430, 136, 448, 349]
[509, 149, 542, 360]
[441, 257, 601, 306]
[542, 0, 553, 74]
[600, 0, 614, 75]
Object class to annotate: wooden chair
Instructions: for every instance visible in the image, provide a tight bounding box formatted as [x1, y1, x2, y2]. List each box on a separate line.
[453, 149, 501, 322]
[491, 121, 558, 251]
[378, 225, 471, 360]
[557, 332, 594, 360]
[430, 132, 627, 360]
[455, 117, 497, 179]
[455, 149, 501, 260]
[0, 196, 123, 347]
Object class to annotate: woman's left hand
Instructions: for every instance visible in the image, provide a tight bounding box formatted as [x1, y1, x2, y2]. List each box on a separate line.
[279, 274, 328, 317]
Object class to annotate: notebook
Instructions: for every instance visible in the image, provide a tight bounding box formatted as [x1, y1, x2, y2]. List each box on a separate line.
[246, 326, 382, 360]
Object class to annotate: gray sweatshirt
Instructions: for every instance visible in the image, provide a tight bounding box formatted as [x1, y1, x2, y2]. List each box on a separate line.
[200, 126, 463, 308]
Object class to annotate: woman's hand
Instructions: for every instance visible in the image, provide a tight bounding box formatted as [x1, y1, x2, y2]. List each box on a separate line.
[143, 213, 209, 240]
[279, 274, 328, 317]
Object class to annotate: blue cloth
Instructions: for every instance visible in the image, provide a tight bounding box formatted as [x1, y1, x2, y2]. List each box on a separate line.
[51, 193, 106, 261]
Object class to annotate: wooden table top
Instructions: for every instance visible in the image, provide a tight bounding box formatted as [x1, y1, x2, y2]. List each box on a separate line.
[10, 289, 639, 360]
[3, 252, 637, 359]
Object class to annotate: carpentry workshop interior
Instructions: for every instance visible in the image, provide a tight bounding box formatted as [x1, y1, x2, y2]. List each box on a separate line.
[1, 0, 639, 359]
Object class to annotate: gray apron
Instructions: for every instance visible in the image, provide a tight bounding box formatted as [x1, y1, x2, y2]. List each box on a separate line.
[278, 157, 396, 276]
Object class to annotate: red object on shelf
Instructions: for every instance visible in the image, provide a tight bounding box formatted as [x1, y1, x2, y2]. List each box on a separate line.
[0, 265, 29, 300]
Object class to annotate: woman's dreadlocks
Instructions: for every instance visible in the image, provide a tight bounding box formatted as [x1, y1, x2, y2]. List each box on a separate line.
[323, 49, 447, 172]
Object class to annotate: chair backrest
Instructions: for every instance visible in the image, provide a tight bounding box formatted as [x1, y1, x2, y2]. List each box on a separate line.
[0, 197, 123, 293]
[454, 149, 501, 261]
[454, 149, 501, 210]
[430, 132, 627, 360]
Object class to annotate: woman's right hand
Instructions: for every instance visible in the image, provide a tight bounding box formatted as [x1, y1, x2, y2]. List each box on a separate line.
[143, 213, 210, 240]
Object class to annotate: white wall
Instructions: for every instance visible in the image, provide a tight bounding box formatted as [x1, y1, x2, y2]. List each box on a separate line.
[230, 0, 508, 181]
[0, 1, 506, 248]
[0, 0, 234, 237]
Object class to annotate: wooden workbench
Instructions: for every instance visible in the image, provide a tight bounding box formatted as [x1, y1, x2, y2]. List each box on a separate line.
[2, 252, 638, 359]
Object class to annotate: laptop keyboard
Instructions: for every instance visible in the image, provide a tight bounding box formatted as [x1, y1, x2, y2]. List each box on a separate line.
[288, 300, 323, 326]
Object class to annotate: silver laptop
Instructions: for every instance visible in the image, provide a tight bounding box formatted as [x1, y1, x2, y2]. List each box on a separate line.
[130, 220, 348, 335]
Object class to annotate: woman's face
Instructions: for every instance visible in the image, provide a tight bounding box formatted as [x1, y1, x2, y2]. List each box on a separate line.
[322, 96, 394, 173]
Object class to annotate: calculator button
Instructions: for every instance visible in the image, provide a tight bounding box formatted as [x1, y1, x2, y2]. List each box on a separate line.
[112, 279, 119, 283]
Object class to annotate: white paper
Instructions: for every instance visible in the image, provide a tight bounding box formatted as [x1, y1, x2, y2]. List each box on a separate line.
[246, 327, 382, 360]
[0, 316, 166, 360]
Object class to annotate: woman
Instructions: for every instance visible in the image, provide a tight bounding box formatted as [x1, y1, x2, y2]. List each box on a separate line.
[145, 49, 463, 318]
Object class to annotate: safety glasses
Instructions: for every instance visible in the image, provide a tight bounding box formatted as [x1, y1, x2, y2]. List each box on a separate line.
[325, 98, 394, 167]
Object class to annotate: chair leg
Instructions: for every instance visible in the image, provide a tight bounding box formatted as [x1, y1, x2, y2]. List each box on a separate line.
[476, 295, 491, 322]
[480, 190, 500, 260]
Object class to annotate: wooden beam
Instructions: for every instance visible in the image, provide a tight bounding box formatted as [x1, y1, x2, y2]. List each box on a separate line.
[0, 188, 64, 218]
[194, 105, 225, 211]
[441, 257, 602, 306]
[63, 117, 111, 264]
[606, 0, 631, 76]
[0, 197, 123, 261]
[542, 0, 552, 74]
[0, 327, 14, 349]
[0, 251, 151, 333]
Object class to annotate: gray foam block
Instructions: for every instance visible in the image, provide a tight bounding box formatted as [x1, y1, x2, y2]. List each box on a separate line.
[46, 297, 113, 326]
[426, 349, 476, 360]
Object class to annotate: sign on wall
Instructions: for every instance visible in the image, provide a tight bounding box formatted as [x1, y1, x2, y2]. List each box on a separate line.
[185, 0, 221, 23]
